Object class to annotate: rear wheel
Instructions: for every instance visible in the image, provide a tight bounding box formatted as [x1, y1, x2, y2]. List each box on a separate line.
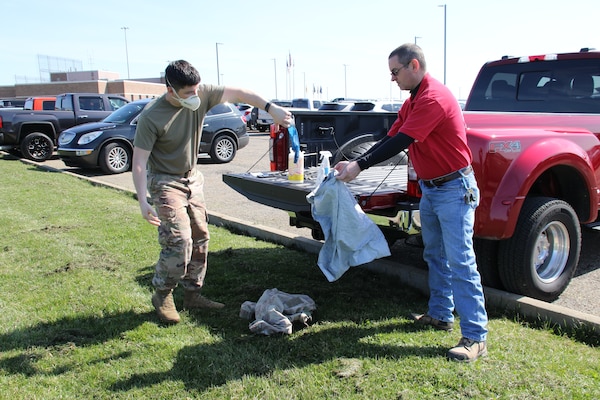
[20, 132, 54, 161]
[99, 142, 131, 174]
[209, 134, 237, 163]
[498, 197, 580, 302]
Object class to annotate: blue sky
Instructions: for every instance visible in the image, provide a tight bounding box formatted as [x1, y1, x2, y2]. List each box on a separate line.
[2, 0, 597, 101]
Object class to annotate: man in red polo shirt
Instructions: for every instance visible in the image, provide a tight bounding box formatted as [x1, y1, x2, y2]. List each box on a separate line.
[335, 43, 488, 363]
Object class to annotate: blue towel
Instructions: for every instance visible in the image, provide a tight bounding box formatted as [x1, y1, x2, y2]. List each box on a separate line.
[306, 172, 391, 281]
[288, 125, 301, 163]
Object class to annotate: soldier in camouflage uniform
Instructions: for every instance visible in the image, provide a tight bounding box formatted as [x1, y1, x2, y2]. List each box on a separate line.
[132, 60, 292, 323]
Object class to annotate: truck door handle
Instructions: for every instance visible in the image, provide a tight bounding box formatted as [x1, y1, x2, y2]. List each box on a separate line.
[79, 115, 89, 119]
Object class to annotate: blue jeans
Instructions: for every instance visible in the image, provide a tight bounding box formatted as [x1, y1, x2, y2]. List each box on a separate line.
[419, 171, 488, 342]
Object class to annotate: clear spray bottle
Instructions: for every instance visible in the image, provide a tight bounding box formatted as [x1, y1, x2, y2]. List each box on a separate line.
[316, 150, 332, 187]
[320, 150, 332, 175]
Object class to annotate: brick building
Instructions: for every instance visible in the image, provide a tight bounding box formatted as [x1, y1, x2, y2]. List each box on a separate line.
[0, 70, 167, 102]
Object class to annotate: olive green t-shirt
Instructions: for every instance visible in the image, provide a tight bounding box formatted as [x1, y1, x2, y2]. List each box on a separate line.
[133, 84, 225, 175]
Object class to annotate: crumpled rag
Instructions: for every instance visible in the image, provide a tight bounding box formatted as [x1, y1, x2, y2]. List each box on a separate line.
[240, 288, 316, 335]
[306, 171, 391, 282]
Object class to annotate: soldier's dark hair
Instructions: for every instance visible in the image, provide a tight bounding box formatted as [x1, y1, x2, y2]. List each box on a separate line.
[165, 60, 201, 90]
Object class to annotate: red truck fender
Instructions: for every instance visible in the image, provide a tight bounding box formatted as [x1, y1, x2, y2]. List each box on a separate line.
[475, 130, 599, 239]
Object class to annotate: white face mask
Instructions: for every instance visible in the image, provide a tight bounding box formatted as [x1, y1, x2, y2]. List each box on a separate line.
[168, 80, 201, 111]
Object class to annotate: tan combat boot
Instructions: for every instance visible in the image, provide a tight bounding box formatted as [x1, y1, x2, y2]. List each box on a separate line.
[151, 289, 180, 324]
[447, 337, 487, 362]
[411, 313, 454, 332]
[183, 291, 225, 310]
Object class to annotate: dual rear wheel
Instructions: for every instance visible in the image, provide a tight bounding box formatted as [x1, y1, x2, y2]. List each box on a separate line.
[476, 197, 580, 302]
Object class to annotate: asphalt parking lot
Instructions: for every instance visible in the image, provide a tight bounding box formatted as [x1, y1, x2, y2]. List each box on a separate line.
[25, 131, 600, 327]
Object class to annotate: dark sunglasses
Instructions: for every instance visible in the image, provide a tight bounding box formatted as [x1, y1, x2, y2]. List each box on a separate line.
[391, 63, 410, 76]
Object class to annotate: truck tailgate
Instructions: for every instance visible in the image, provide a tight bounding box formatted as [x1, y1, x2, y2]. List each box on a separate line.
[223, 165, 409, 215]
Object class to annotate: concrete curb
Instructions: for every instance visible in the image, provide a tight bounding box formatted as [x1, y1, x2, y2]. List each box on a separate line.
[27, 157, 600, 334]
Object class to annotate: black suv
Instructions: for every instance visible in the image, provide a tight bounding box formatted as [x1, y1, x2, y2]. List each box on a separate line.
[58, 99, 249, 174]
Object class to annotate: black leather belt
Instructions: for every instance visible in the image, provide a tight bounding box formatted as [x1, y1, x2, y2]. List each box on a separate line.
[421, 165, 472, 188]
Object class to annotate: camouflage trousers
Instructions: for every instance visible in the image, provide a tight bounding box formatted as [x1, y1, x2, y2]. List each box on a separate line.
[147, 167, 209, 291]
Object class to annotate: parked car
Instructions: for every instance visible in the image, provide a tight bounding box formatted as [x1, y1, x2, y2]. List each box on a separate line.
[273, 100, 293, 108]
[0, 93, 129, 162]
[0, 98, 25, 108]
[254, 107, 273, 132]
[23, 96, 56, 111]
[235, 103, 254, 128]
[318, 101, 355, 111]
[58, 99, 249, 174]
[318, 100, 402, 112]
[252, 99, 294, 131]
[200, 102, 249, 162]
[349, 100, 403, 112]
[290, 98, 324, 110]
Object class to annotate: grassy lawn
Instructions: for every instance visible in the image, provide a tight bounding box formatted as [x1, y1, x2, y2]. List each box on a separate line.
[0, 155, 599, 399]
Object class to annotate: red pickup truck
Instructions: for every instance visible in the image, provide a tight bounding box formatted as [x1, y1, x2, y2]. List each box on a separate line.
[224, 49, 600, 302]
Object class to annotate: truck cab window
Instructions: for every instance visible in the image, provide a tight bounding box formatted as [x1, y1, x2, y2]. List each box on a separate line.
[56, 96, 73, 111]
[570, 74, 595, 98]
[491, 80, 515, 99]
[468, 59, 600, 113]
[517, 71, 553, 101]
[79, 97, 104, 111]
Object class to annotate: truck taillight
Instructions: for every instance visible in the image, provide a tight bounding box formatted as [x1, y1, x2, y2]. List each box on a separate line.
[269, 124, 289, 171]
[518, 54, 558, 62]
[0, 116, 2, 129]
[406, 158, 422, 198]
[241, 110, 251, 124]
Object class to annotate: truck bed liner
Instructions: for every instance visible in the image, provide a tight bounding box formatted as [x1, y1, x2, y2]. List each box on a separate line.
[223, 165, 409, 214]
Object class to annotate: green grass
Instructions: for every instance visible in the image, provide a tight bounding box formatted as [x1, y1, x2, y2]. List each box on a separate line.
[0, 155, 599, 399]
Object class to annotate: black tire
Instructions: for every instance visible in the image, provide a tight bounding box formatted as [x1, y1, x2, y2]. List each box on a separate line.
[20, 132, 54, 161]
[473, 238, 504, 289]
[209, 134, 237, 163]
[99, 142, 131, 174]
[332, 136, 408, 166]
[498, 197, 581, 302]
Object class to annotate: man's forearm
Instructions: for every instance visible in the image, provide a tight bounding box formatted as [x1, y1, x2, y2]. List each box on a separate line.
[131, 148, 151, 204]
[132, 167, 148, 204]
[356, 132, 414, 170]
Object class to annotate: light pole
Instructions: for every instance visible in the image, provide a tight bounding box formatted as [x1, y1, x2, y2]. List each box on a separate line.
[303, 72, 306, 97]
[216, 42, 223, 85]
[121, 27, 130, 79]
[271, 58, 278, 99]
[438, 4, 447, 85]
[343, 64, 349, 98]
[414, 36, 421, 45]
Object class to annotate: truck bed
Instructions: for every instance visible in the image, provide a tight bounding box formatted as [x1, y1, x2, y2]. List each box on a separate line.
[223, 165, 410, 215]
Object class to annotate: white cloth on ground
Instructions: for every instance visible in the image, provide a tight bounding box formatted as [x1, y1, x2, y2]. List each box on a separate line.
[306, 171, 391, 282]
[240, 288, 316, 335]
